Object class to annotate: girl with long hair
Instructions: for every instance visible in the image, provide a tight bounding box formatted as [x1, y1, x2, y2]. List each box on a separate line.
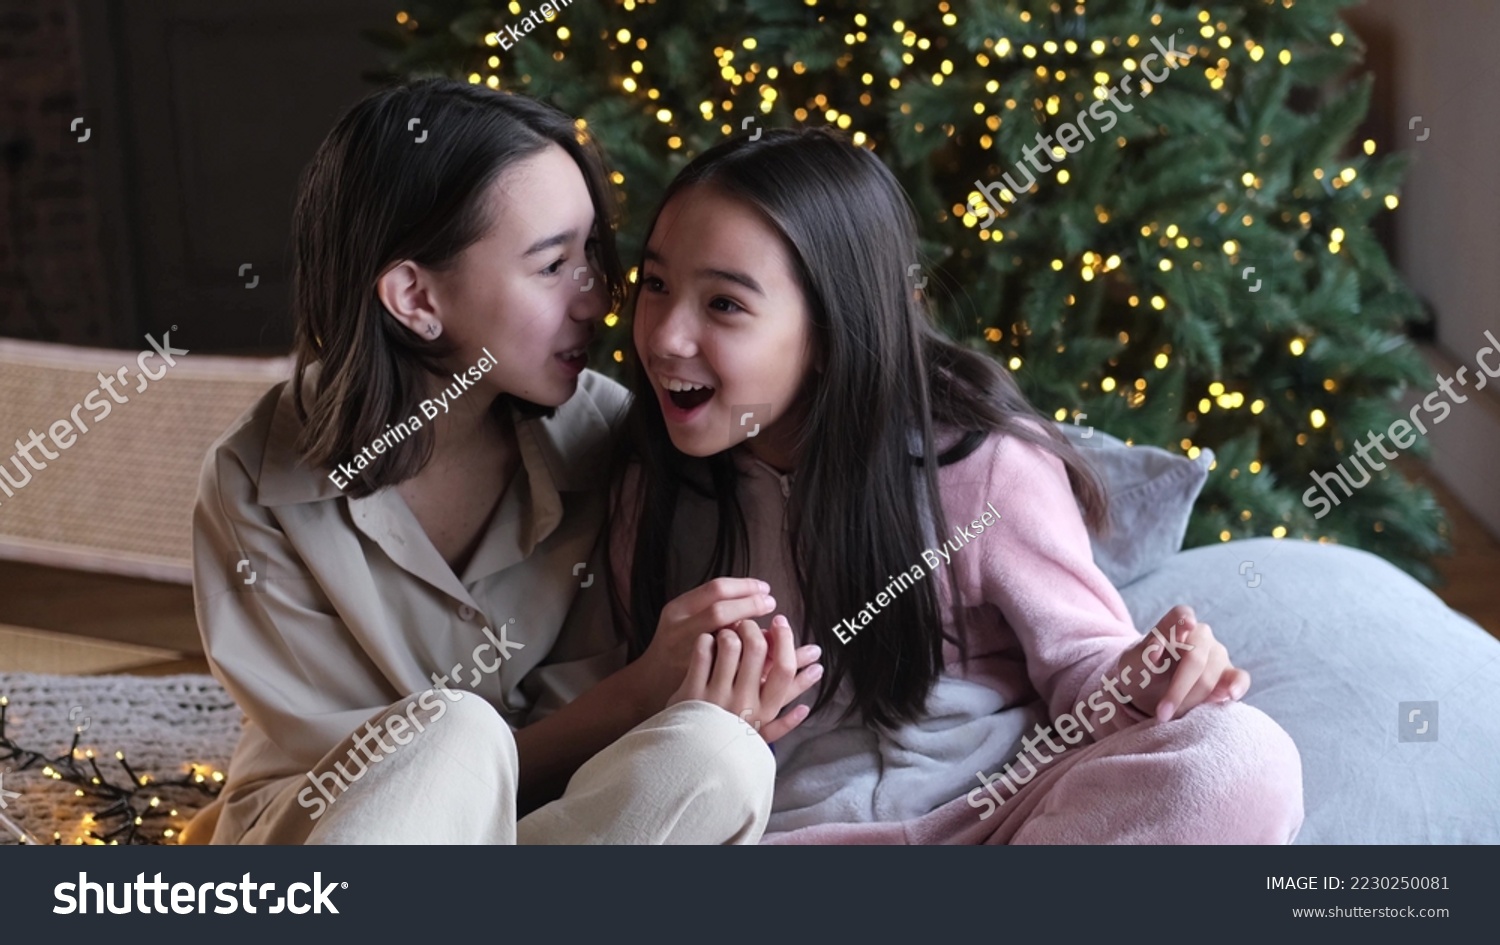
[611, 127, 1303, 843]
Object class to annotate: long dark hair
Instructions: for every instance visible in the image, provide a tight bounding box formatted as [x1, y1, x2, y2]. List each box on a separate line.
[611, 128, 1107, 729]
[290, 78, 624, 496]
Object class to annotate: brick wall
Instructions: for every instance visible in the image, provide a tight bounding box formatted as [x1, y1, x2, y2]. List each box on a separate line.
[0, 0, 109, 345]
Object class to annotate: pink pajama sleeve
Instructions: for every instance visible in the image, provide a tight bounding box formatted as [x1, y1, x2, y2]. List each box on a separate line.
[951, 427, 1152, 738]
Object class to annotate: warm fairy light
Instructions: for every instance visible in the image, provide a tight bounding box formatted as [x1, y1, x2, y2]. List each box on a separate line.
[1310, 409, 1327, 429]
[1289, 337, 1307, 356]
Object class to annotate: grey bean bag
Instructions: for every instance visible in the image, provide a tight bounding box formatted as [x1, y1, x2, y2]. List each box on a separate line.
[1060, 421, 1500, 843]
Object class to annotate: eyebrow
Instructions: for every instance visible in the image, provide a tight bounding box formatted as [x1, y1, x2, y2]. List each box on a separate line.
[643, 247, 765, 296]
[522, 228, 579, 257]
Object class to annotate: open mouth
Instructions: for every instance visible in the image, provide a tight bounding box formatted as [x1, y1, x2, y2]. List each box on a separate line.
[662, 377, 715, 412]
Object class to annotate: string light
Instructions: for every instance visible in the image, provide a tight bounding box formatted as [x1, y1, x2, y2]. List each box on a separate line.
[0, 694, 224, 845]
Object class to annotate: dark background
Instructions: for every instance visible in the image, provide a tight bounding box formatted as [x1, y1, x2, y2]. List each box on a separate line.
[0, 0, 396, 353]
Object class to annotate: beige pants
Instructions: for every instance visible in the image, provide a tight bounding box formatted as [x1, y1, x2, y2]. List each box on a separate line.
[196, 694, 774, 844]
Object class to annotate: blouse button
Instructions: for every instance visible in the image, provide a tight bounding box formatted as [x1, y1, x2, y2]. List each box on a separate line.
[457, 604, 476, 621]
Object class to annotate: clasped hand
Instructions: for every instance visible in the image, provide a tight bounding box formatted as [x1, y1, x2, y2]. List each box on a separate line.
[636, 578, 822, 743]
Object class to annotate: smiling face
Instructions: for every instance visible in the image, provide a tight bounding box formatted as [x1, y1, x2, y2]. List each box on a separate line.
[634, 184, 818, 468]
[422, 143, 608, 407]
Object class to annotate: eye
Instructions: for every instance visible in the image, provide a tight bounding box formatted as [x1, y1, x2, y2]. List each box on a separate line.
[540, 256, 568, 276]
[709, 296, 744, 315]
[640, 273, 666, 293]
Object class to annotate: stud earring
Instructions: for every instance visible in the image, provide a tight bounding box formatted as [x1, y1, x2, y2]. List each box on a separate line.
[425, 322, 440, 339]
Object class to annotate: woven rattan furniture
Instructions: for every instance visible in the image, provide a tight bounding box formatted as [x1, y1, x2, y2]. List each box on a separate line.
[0, 337, 290, 583]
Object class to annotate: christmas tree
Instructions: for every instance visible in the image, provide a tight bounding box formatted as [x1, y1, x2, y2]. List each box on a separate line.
[371, 0, 1448, 582]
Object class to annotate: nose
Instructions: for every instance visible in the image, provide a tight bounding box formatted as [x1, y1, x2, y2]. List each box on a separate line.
[568, 259, 609, 324]
[640, 293, 697, 361]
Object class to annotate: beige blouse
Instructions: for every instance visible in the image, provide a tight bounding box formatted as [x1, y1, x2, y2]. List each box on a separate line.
[191, 368, 629, 842]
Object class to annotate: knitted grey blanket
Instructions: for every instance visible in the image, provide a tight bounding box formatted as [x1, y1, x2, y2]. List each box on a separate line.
[0, 673, 240, 844]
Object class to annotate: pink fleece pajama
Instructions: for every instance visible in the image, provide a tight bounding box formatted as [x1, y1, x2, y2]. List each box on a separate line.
[619, 420, 1304, 845]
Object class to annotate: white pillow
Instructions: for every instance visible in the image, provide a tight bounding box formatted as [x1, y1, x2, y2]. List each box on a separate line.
[1054, 421, 1213, 588]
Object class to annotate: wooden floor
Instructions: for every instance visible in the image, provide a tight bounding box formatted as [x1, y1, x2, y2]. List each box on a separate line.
[0, 463, 1496, 675]
[0, 559, 207, 675]
[1404, 465, 1500, 640]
